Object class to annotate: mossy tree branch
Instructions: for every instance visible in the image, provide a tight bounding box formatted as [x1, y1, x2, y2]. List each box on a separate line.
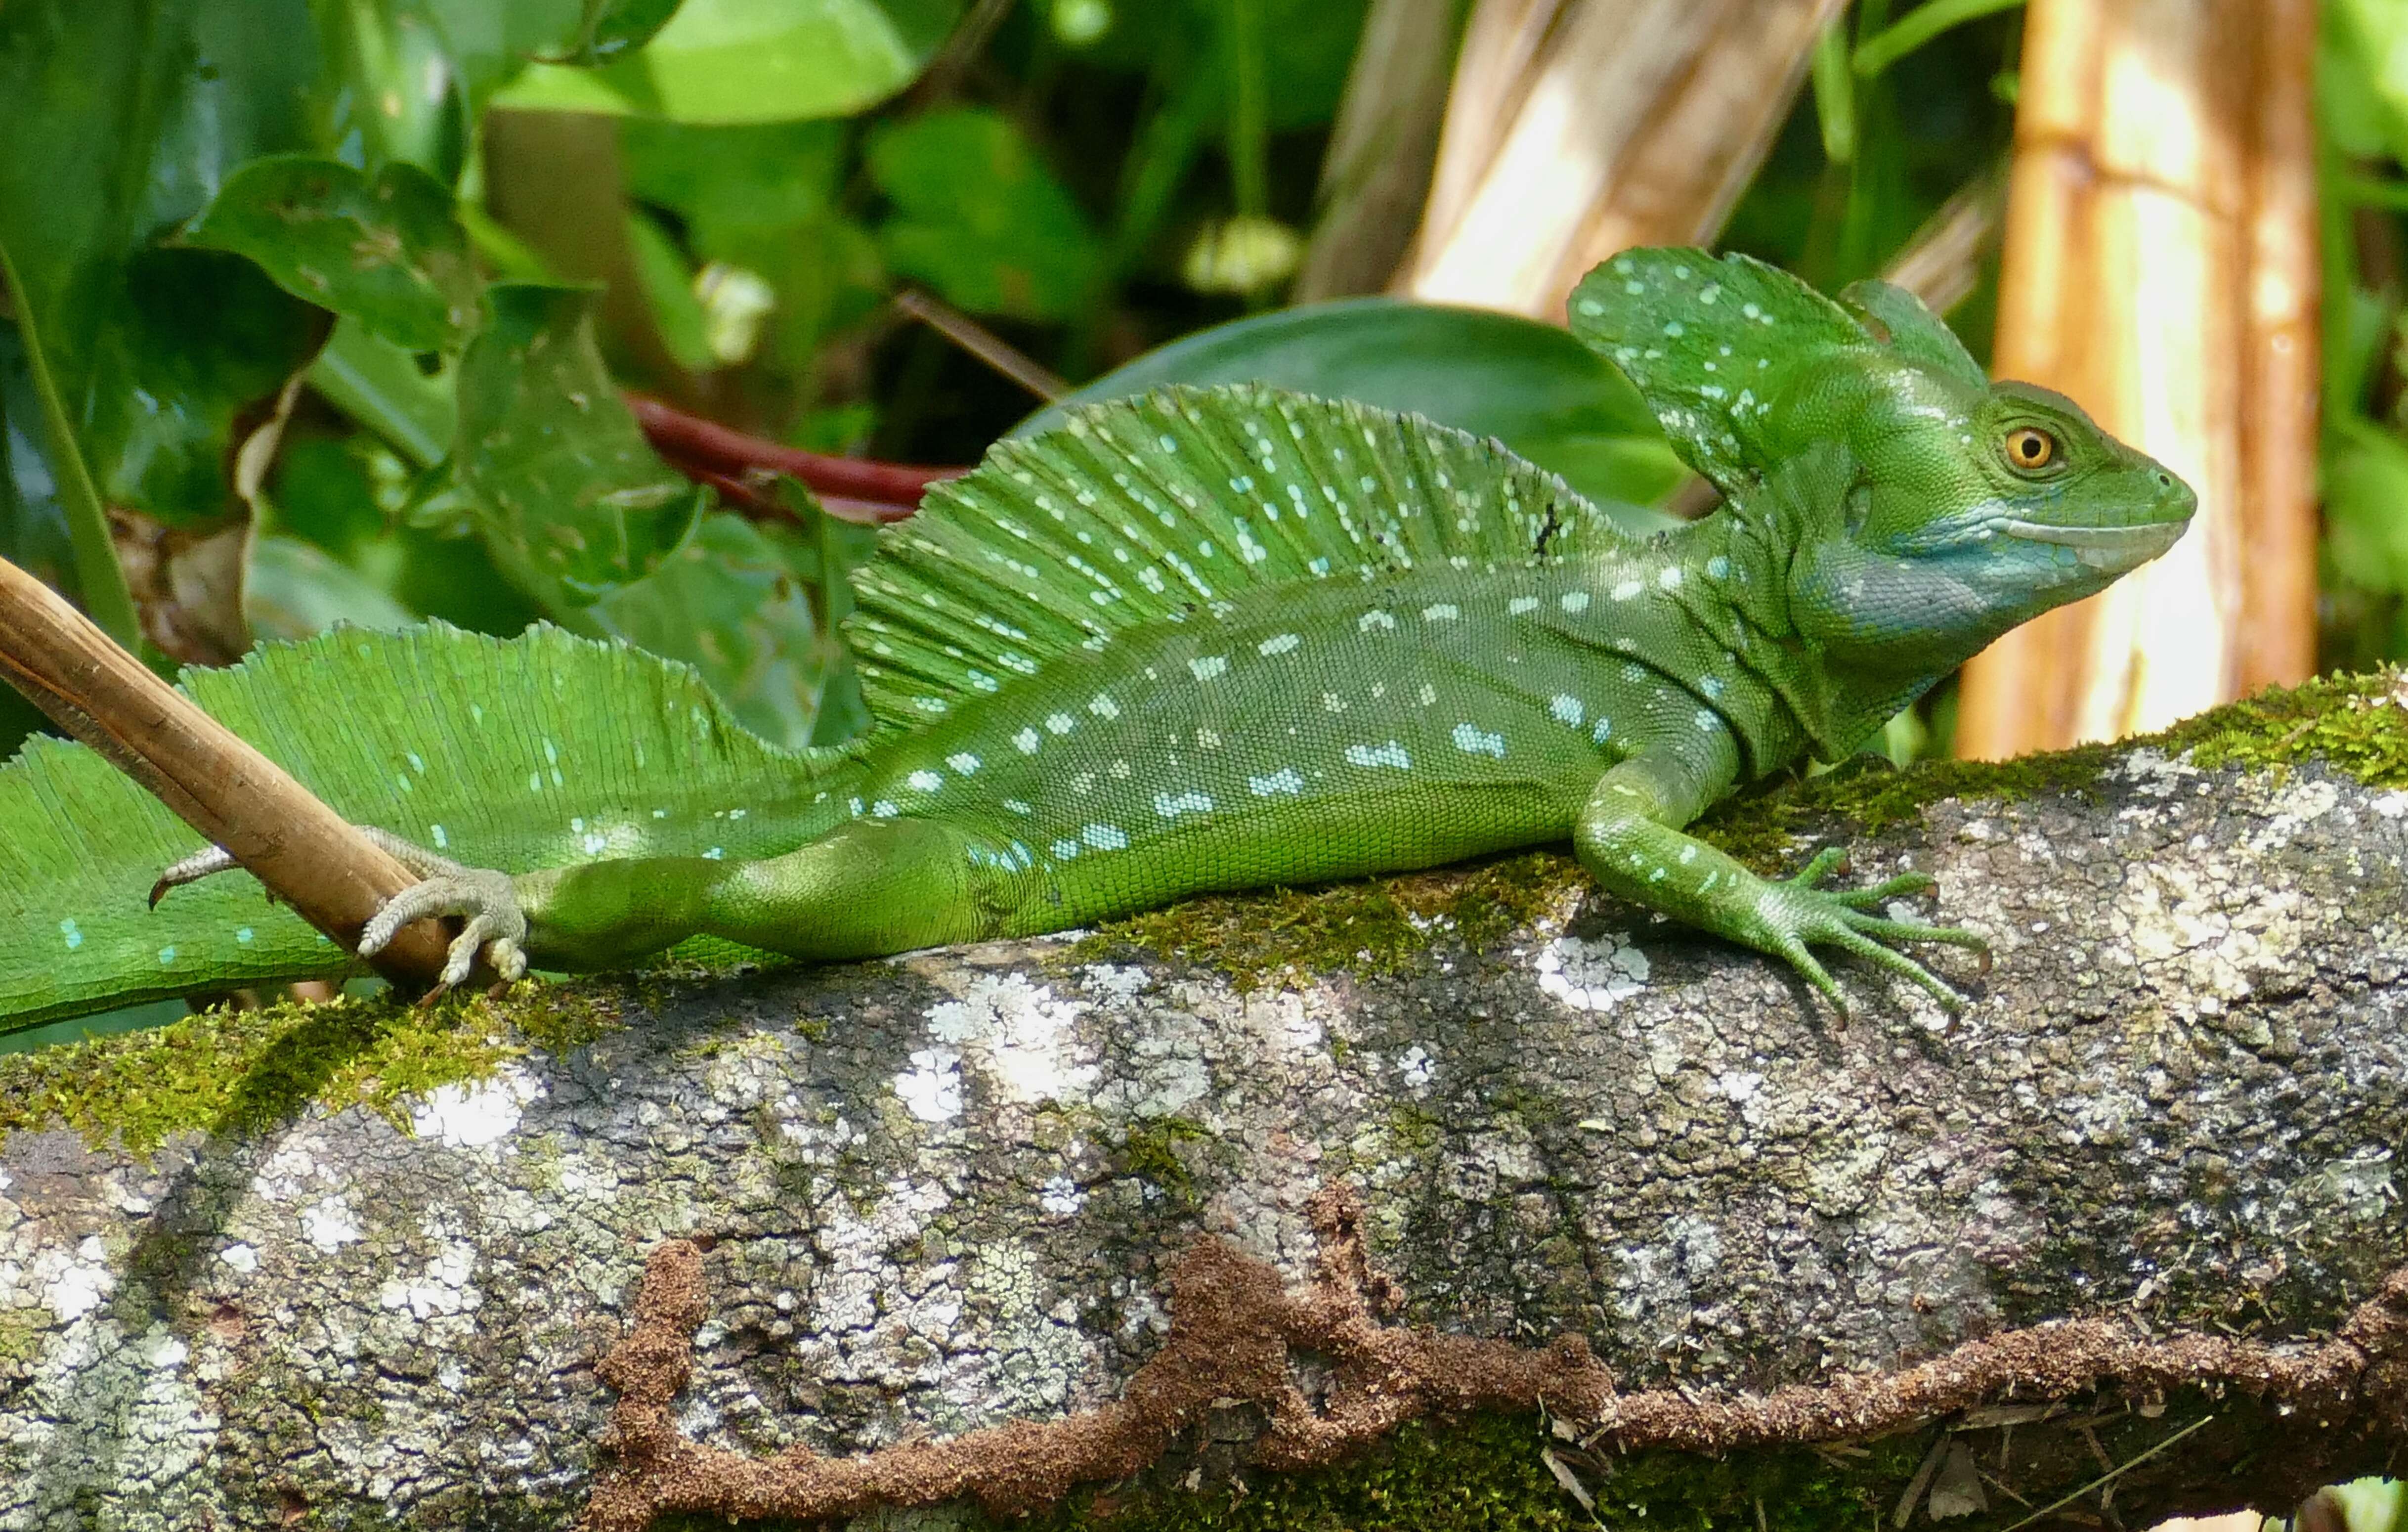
[4, 675, 2408, 1528]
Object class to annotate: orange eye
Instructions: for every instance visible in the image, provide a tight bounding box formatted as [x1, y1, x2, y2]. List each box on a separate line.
[2004, 427, 2058, 472]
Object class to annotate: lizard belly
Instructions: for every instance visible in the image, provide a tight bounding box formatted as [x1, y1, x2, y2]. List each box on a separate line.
[847, 570, 1648, 931]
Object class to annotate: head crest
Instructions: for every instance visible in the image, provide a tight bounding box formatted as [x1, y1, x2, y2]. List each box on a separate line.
[1568, 250, 1978, 491]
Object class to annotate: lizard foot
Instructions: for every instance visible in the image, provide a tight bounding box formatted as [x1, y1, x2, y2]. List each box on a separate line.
[150, 828, 529, 994]
[1757, 846, 1989, 1014]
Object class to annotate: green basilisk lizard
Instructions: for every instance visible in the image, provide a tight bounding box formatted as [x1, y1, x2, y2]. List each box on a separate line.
[0, 249, 2193, 1028]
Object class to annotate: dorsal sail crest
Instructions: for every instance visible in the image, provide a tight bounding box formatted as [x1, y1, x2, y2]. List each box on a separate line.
[845, 383, 1627, 731]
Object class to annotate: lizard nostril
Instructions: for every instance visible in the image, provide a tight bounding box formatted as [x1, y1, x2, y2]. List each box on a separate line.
[2153, 472, 2173, 490]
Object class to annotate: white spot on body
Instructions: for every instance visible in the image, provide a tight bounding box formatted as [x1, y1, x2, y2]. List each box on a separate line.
[1550, 695, 1584, 726]
[1421, 603, 1459, 622]
[1344, 741, 1411, 770]
[1153, 791, 1213, 819]
[906, 770, 944, 792]
[1248, 768, 1305, 796]
[1015, 728, 1042, 753]
[59, 919, 80, 951]
[1561, 591, 1591, 613]
[1452, 723, 1506, 759]
[1611, 579, 1644, 601]
[1082, 823, 1128, 850]
[1188, 655, 1228, 681]
[1258, 632, 1301, 657]
[947, 753, 981, 775]
[1658, 566, 1684, 590]
[1359, 609, 1397, 633]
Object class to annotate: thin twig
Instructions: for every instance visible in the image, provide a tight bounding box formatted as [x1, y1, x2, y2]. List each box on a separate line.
[1993, 1416, 2217, 1532]
[891, 289, 1068, 401]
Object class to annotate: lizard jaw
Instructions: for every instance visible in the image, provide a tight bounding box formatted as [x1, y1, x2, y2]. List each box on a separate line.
[1995, 517, 2188, 570]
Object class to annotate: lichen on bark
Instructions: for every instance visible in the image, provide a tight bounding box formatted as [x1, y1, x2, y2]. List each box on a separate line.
[1, 674, 2406, 1529]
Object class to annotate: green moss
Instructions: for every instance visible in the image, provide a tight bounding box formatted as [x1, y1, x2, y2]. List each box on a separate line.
[1067, 852, 1587, 994]
[1702, 666, 2408, 871]
[1076, 668, 2408, 986]
[1104, 1115, 1213, 1205]
[1039, 1413, 1897, 1532]
[0, 980, 626, 1156]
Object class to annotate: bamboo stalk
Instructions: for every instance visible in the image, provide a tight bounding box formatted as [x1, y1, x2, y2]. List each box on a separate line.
[1955, 0, 2318, 757]
[1294, 0, 1466, 300]
[1397, 0, 1844, 319]
[0, 556, 453, 987]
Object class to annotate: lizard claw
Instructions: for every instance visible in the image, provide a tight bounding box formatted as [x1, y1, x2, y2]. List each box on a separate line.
[151, 845, 243, 909]
[1759, 856, 1989, 1012]
[359, 862, 529, 995]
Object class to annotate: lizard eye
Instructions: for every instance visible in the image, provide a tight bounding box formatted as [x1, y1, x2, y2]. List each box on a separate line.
[2003, 426, 2060, 474]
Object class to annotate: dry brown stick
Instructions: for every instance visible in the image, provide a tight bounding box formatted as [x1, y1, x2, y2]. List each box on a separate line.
[0, 555, 452, 987]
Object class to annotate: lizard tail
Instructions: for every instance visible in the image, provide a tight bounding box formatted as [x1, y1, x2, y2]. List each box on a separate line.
[0, 622, 839, 1030]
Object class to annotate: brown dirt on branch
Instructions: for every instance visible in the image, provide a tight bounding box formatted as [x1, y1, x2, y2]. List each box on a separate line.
[582, 1185, 2408, 1532]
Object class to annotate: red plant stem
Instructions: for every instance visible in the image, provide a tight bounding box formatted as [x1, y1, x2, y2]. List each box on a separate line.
[628, 394, 963, 505]
[666, 459, 919, 527]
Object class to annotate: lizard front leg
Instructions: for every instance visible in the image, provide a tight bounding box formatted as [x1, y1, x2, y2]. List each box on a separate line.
[1574, 756, 1988, 1012]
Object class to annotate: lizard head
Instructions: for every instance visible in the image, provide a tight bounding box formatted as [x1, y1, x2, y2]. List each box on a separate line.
[1810, 368, 2197, 646]
[1569, 248, 2196, 666]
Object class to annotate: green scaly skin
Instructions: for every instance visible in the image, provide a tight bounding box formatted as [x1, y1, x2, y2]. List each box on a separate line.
[356, 250, 2194, 1012]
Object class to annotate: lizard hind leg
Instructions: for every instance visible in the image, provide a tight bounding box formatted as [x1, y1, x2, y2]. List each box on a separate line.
[148, 826, 529, 991]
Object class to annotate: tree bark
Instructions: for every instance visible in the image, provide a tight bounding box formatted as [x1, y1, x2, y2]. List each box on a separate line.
[4, 736, 2406, 1530]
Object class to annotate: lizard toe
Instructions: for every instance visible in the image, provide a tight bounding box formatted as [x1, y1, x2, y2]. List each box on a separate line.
[149, 845, 240, 909]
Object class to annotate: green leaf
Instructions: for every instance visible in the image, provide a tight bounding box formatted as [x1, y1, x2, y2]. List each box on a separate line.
[1851, 0, 2025, 80]
[450, 283, 706, 607]
[317, 0, 467, 176]
[1019, 299, 1691, 519]
[244, 533, 420, 640]
[868, 107, 1104, 321]
[307, 317, 459, 468]
[2329, 0, 2408, 164]
[0, 0, 341, 525]
[589, 510, 845, 749]
[578, 0, 688, 59]
[625, 209, 717, 372]
[622, 118, 848, 241]
[2327, 421, 2408, 594]
[183, 156, 481, 352]
[492, 0, 962, 123]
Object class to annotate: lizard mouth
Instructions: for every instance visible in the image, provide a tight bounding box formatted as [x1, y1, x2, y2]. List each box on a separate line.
[1997, 517, 2188, 569]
